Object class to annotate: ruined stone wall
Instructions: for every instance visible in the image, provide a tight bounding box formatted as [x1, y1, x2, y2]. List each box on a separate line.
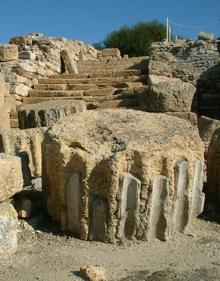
[77, 55, 149, 74]
[149, 40, 220, 118]
[0, 33, 97, 106]
[0, 73, 13, 127]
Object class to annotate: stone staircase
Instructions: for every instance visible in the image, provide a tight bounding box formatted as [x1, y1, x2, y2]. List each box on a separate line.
[12, 54, 149, 128]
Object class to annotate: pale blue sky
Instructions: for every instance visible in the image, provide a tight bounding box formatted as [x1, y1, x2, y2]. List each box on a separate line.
[0, 0, 219, 44]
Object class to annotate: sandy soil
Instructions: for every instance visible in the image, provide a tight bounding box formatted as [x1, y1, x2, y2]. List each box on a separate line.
[0, 217, 219, 281]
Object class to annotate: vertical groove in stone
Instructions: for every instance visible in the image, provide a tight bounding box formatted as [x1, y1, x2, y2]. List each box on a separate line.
[89, 196, 107, 242]
[191, 160, 205, 219]
[172, 161, 189, 233]
[117, 173, 141, 240]
[148, 175, 168, 240]
[66, 171, 82, 236]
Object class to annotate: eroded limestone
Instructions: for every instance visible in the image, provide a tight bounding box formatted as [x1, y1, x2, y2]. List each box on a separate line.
[0, 202, 18, 254]
[0, 153, 23, 202]
[42, 109, 204, 243]
[18, 100, 86, 129]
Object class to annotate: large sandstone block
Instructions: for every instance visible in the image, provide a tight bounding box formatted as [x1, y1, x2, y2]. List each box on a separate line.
[0, 44, 18, 62]
[0, 126, 46, 177]
[61, 49, 78, 74]
[0, 202, 18, 254]
[198, 115, 220, 143]
[9, 36, 30, 46]
[42, 109, 204, 243]
[207, 128, 220, 207]
[100, 48, 121, 58]
[18, 100, 86, 129]
[0, 153, 23, 202]
[146, 75, 196, 112]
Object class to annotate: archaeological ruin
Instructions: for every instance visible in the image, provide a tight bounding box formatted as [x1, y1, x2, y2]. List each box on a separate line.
[0, 31, 220, 254]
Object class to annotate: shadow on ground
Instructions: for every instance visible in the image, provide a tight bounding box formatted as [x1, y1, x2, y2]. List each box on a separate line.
[119, 267, 220, 281]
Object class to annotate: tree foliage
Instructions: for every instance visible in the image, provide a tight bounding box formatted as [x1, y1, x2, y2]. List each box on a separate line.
[93, 20, 166, 57]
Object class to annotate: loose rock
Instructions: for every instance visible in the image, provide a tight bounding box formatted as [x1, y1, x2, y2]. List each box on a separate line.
[0, 202, 18, 254]
[80, 265, 107, 281]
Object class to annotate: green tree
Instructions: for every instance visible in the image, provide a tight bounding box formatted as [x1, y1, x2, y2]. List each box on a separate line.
[92, 42, 105, 50]
[94, 20, 166, 57]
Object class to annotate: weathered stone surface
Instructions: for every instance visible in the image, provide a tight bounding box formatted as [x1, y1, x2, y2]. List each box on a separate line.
[61, 49, 78, 74]
[146, 75, 196, 112]
[0, 202, 18, 254]
[80, 265, 107, 281]
[149, 40, 220, 118]
[198, 115, 220, 142]
[9, 36, 30, 45]
[11, 83, 29, 97]
[0, 33, 97, 104]
[0, 44, 18, 62]
[0, 153, 23, 202]
[0, 105, 10, 128]
[198, 31, 214, 41]
[0, 126, 46, 177]
[100, 48, 121, 58]
[148, 176, 168, 240]
[191, 160, 205, 219]
[19, 51, 36, 60]
[0, 73, 11, 127]
[164, 112, 197, 126]
[207, 127, 220, 206]
[117, 173, 141, 240]
[42, 109, 204, 243]
[0, 73, 5, 106]
[18, 100, 86, 129]
[170, 161, 189, 234]
[148, 60, 173, 77]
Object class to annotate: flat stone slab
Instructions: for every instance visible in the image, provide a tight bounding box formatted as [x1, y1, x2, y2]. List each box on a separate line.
[42, 109, 204, 243]
[0, 202, 18, 254]
[0, 153, 23, 202]
[147, 75, 196, 112]
[18, 99, 86, 129]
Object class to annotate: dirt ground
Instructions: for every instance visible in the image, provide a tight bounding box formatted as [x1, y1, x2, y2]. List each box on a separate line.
[0, 216, 219, 281]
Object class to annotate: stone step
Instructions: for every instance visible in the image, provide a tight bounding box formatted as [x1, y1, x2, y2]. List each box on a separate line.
[49, 69, 144, 79]
[23, 96, 83, 104]
[97, 98, 140, 109]
[22, 91, 142, 105]
[29, 90, 84, 97]
[29, 88, 116, 98]
[33, 81, 144, 91]
[38, 75, 148, 85]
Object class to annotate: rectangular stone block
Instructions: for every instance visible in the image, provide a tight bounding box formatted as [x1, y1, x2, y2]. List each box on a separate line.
[0, 153, 23, 202]
[0, 202, 18, 254]
[0, 44, 18, 62]
[100, 48, 121, 58]
[61, 49, 78, 74]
